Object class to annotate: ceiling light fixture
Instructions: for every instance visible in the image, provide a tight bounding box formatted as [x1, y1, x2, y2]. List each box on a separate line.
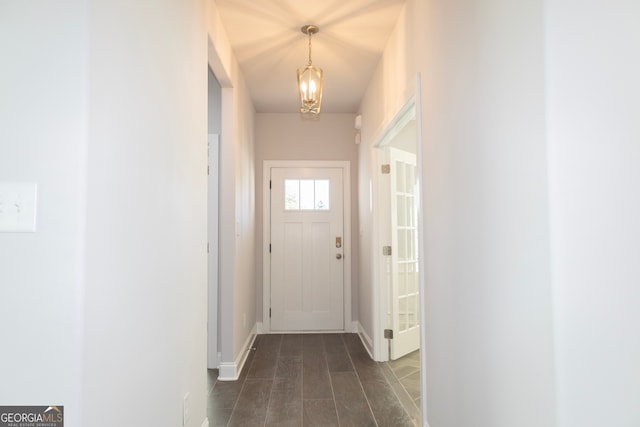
[297, 25, 323, 115]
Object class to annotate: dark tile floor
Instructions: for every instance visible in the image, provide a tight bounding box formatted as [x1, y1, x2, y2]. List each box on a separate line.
[207, 333, 420, 426]
[384, 350, 421, 423]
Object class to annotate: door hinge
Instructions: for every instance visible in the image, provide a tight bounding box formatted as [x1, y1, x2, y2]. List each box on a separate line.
[384, 329, 394, 339]
[383, 246, 392, 256]
[269, 244, 272, 253]
[269, 308, 272, 318]
[381, 164, 391, 174]
[269, 180, 272, 189]
[207, 165, 210, 175]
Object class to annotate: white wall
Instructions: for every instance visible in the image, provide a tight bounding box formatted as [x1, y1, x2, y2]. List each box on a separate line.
[362, 0, 640, 425]
[81, 1, 209, 426]
[254, 113, 359, 325]
[359, 0, 556, 425]
[208, 68, 222, 134]
[545, 1, 640, 425]
[2, 0, 258, 424]
[0, 2, 87, 424]
[356, 124, 376, 346]
[231, 78, 256, 359]
[422, 1, 556, 423]
[207, 0, 257, 366]
[357, 9, 419, 353]
[1, 1, 211, 426]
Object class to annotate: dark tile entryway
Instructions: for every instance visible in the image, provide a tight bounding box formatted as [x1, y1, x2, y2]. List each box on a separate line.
[207, 333, 419, 426]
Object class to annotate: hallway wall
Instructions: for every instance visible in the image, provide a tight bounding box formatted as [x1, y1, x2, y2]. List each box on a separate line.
[359, 0, 640, 426]
[2, 0, 213, 426]
[0, 1, 87, 423]
[207, 0, 257, 371]
[545, 0, 640, 425]
[82, 0, 209, 426]
[254, 113, 359, 328]
[358, 0, 555, 425]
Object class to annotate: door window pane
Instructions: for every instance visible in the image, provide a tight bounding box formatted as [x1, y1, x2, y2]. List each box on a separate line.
[284, 179, 330, 211]
[300, 180, 315, 209]
[315, 180, 329, 210]
[285, 180, 300, 210]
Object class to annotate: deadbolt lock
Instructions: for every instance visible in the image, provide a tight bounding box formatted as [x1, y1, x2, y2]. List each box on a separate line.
[336, 253, 343, 260]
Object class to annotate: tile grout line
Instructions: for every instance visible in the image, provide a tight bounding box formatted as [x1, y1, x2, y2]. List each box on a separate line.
[380, 364, 420, 426]
[323, 335, 342, 427]
[225, 335, 262, 427]
[214, 334, 415, 427]
[340, 335, 380, 427]
[207, 372, 217, 397]
[225, 355, 250, 427]
[298, 335, 303, 427]
[385, 359, 421, 422]
[262, 334, 283, 427]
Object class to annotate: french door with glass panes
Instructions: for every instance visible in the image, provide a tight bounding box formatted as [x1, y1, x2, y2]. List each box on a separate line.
[389, 148, 420, 359]
[269, 167, 344, 331]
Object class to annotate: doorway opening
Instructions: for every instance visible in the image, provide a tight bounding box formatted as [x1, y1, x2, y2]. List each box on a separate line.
[207, 67, 221, 369]
[375, 94, 421, 361]
[373, 75, 427, 422]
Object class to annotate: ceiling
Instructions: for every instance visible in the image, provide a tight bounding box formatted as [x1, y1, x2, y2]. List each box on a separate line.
[215, 0, 406, 114]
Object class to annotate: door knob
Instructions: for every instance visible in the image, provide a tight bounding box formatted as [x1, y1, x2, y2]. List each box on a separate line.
[336, 253, 342, 260]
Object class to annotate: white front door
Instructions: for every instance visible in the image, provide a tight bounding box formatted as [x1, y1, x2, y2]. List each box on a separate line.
[389, 147, 420, 359]
[270, 167, 344, 331]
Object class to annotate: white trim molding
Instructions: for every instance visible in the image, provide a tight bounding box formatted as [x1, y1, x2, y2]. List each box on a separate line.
[356, 322, 375, 359]
[217, 324, 257, 381]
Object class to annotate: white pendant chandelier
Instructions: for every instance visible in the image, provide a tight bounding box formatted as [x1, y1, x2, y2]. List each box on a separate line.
[297, 25, 323, 115]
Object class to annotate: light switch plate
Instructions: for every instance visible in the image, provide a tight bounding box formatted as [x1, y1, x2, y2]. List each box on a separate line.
[0, 182, 38, 232]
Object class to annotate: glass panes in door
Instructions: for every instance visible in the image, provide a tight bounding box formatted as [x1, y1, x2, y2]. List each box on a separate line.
[284, 179, 330, 211]
[394, 160, 419, 332]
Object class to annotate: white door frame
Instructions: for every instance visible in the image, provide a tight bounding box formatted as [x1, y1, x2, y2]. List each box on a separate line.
[262, 160, 352, 333]
[207, 133, 219, 369]
[372, 76, 426, 364]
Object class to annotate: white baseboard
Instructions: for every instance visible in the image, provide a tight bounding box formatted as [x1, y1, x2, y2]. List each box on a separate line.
[356, 322, 375, 359]
[218, 361, 237, 381]
[218, 324, 257, 381]
[256, 320, 356, 334]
